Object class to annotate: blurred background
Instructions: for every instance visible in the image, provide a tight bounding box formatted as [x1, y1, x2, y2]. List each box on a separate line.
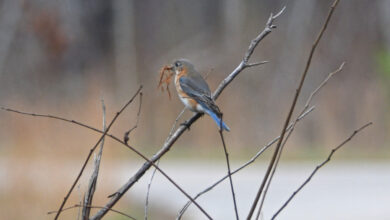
[0, 0, 389, 219]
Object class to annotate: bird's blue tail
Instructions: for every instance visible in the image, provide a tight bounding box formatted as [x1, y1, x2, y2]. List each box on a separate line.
[204, 109, 230, 132]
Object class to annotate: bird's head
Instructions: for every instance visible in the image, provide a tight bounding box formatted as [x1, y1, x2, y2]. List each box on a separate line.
[170, 59, 195, 76]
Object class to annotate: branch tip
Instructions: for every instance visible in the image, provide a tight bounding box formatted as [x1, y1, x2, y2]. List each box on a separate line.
[246, 61, 269, 68]
[273, 6, 287, 19]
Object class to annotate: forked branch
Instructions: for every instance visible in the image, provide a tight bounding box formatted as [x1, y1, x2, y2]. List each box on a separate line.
[271, 122, 372, 219]
[247, 1, 340, 218]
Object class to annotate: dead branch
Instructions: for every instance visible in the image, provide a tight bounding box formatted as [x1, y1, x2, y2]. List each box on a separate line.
[271, 122, 373, 219]
[53, 85, 142, 220]
[247, 1, 340, 218]
[90, 6, 285, 220]
[81, 98, 107, 220]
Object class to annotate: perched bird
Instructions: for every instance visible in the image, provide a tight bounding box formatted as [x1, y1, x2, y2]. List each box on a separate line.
[171, 59, 230, 131]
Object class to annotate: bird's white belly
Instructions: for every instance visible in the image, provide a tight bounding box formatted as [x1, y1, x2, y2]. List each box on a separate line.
[179, 96, 204, 113]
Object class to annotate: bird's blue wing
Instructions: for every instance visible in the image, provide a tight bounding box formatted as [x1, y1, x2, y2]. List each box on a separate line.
[179, 76, 216, 111]
[180, 76, 230, 131]
[179, 76, 210, 97]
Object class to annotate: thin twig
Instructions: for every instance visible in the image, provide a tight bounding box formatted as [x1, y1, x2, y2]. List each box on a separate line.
[0, 107, 140, 153]
[255, 62, 345, 219]
[53, 85, 142, 220]
[144, 160, 160, 220]
[0, 107, 104, 133]
[166, 108, 186, 140]
[204, 68, 214, 80]
[124, 92, 143, 144]
[219, 115, 239, 220]
[48, 204, 137, 220]
[82, 98, 107, 220]
[176, 107, 314, 219]
[77, 185, 82, 220]
[90, 6, 283, 220]
[303, 62, 345, 110]
[247, 1, 340, 218]
[245, 61, 269, 68]
[271, 122, 373, 219]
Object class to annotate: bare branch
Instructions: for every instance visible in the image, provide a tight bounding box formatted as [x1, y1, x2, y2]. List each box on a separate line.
[255, 62, 346, 218]
[48, 204, 137, 220]
[144, 160, 160, 220]
[90, 6, 284, 220]
[303, 62, 345, 109]
[0, 107, 140, 152]
[166, 108, 186, 141]
[177, 107, 314, 219]
[245, 61, 269, 68]
[53, 85, 142, 220]
[124, 92, 143, 144]
[271, 122, 373, 219]
[247, 1, 340, 218]
[0, 107, 104, 133]
[81, 98, 107, 219]
[219, 115, 239, 220]
[204, 68, 214, 80]
[243, 6, 286, 64]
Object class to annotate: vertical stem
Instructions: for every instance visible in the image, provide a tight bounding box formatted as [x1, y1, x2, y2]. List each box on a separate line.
[247, 1, 340, 219]
[219, 115, 239, 220]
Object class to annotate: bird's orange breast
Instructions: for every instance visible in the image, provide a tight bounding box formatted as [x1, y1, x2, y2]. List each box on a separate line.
[175, 68, 199, 110]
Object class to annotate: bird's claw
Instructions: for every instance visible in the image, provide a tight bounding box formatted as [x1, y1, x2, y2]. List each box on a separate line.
[180, 121, 191, 131]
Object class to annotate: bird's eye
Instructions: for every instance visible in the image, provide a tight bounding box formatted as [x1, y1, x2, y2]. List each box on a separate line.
[175, 61, 182, 67]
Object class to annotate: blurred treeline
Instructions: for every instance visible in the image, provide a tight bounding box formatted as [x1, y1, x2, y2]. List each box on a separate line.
[0, 0, 389, 158]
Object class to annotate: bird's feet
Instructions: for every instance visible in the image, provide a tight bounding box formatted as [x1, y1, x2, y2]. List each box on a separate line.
[180, 120, 191, 131]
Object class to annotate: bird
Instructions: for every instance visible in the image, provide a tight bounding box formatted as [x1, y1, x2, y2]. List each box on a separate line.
[171, 58, 230, 131]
